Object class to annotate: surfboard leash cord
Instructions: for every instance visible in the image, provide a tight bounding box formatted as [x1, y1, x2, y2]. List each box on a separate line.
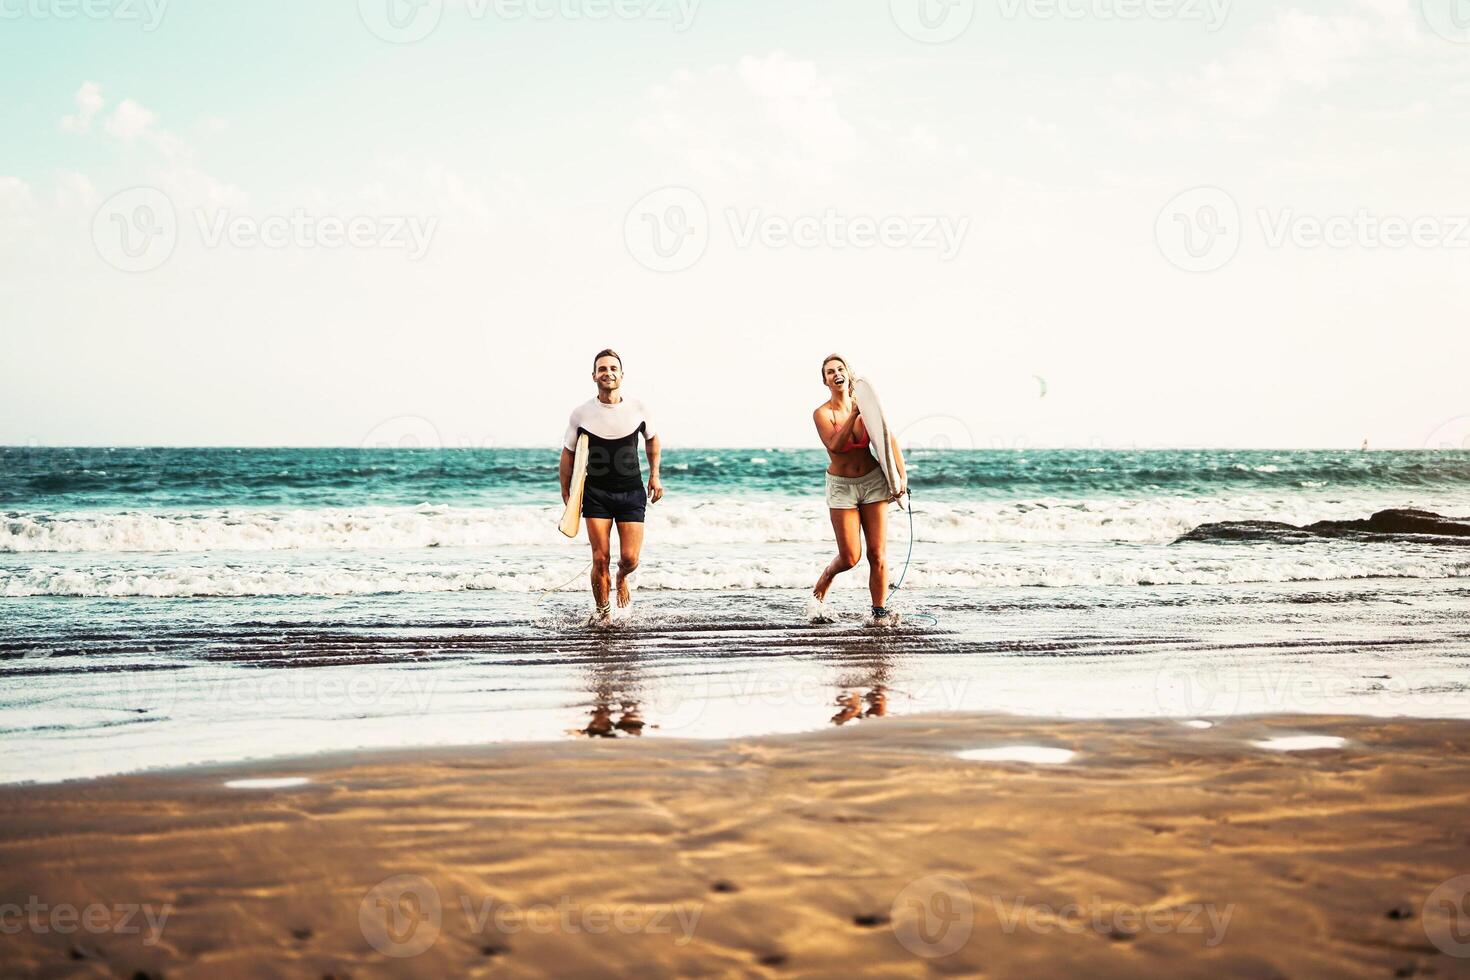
[889, 492, 939, 628]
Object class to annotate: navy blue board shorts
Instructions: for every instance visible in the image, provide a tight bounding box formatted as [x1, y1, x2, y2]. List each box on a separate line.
[583, 484, 647, 523]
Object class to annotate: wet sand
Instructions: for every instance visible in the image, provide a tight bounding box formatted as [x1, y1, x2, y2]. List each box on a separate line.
[3, 713, 1470, 978]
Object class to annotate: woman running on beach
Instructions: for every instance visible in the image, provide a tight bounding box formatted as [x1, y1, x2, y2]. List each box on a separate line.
[809, 354, 907, 626]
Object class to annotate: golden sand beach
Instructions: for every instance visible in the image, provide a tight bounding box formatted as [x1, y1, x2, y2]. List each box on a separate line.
[4, 713, 1470, 978]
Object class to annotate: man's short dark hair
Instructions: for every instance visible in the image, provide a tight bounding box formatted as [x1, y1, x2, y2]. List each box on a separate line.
[593, 349, 622, 370]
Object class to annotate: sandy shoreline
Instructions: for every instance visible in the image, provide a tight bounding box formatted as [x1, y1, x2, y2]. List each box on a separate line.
[3, 713, 1470, 978]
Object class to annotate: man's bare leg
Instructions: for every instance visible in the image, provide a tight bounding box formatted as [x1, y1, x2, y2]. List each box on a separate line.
[587, 518, 614, 618]
[615, 521, 644, 608]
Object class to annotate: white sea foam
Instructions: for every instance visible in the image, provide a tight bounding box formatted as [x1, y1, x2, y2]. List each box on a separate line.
[4, 493, 1460, 554]
[2, 549, 1464, 597]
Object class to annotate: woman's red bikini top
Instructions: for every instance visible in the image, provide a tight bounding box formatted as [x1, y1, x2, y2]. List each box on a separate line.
[833, 411, 870, 453]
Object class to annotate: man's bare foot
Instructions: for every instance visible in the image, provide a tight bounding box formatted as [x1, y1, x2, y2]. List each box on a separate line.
[616, 575, 632, 609]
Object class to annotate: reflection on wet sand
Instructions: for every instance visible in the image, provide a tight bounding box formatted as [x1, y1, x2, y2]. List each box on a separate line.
[830, 653, 893, 726]
[831, 687, 887, 726]
[575, 658, 646, 738]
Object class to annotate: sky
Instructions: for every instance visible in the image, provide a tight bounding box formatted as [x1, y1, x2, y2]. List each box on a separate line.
[1, 0, 1468, 449]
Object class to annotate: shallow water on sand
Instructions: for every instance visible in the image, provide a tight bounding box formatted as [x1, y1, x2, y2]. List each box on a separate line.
[3, 577, 1467, 784]
[4, 447, 1467, 782]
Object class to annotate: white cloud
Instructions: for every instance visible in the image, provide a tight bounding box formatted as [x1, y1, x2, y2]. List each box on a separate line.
[60, 81, 105, 134]
[1025, 115, 1065, 149]
[1181, 2, 1448, 122]
[105, 98, 157, 142]
[0, 176, 35, 213]
[0, 177, 37, 236]
[53, 173, 96, 210]
[636, 52, 861, 185]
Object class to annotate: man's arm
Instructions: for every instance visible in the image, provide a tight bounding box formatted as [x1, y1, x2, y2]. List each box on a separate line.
[645, 435, 663, 504]
[559, 447, 574, 504]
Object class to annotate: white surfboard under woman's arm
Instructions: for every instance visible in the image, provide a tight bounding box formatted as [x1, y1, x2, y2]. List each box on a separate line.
[851, 378, 907, 508]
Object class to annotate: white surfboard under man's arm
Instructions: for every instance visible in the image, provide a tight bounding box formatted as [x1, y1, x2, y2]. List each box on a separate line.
[559, 434, 590, 538]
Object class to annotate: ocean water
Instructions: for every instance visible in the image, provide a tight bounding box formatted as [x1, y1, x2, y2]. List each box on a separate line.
[2, 447, 1468, 783]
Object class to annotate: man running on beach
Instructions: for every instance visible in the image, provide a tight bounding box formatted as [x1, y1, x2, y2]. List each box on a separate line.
[561, 349, 663, 625]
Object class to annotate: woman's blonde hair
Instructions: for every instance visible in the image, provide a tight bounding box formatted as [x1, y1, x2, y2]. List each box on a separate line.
[820, 353, 852, 384]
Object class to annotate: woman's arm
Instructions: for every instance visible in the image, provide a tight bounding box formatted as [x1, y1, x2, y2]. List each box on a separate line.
[814, 406, 862, 454]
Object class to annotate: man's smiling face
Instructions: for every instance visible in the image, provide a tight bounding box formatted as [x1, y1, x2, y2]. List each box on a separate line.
[593, 355, 622, 393]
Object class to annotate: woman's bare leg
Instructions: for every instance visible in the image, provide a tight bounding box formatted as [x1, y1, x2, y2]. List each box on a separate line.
[858, 500, 888, 609]
[814, 508, 862, 601]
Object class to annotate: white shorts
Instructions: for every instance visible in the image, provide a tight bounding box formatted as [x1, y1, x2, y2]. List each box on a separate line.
[825, 468, 890, 509]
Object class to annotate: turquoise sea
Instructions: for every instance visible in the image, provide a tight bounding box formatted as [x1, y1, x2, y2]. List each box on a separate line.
[2, 447, 1467, 784]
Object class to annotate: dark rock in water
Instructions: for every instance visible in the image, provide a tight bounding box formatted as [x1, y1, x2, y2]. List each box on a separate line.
[1304, 509, 1470, 538]
[1174, 521, 1309, 544]
[1176, 510, 1470, 546]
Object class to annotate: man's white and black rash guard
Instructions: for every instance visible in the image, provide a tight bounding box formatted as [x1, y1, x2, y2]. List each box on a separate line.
[563, 398, 657, 492]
